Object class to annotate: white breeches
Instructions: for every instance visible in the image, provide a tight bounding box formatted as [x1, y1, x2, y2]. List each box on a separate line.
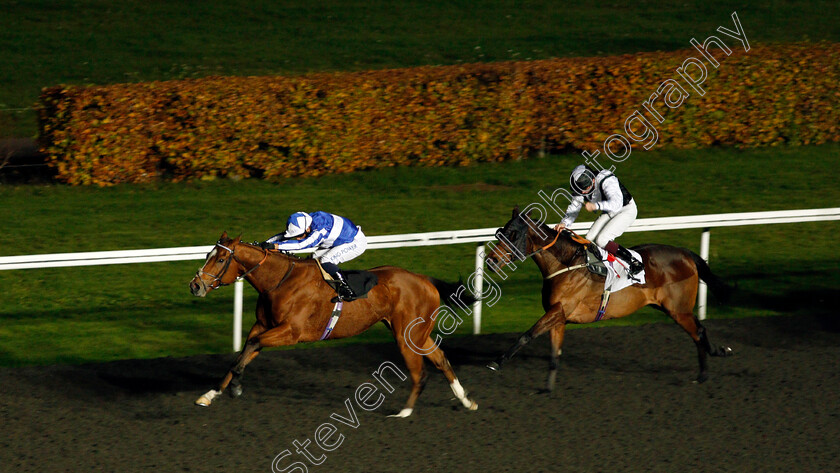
[586, 200, 637, 247]
[314, 228, 368, 265]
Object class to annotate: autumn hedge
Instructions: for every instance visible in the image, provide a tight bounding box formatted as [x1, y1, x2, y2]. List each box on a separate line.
[37, 42, 840, 185]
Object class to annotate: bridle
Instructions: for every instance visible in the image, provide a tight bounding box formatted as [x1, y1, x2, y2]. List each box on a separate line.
[524, 230, 561, 259]
[540, 228, 589, 279]
[492, 225, 586, 280]
[196, 242, 269, 291]
[492, 223, 561, 261]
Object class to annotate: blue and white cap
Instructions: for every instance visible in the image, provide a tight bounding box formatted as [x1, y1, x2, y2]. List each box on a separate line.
[284, 211, 312, 238]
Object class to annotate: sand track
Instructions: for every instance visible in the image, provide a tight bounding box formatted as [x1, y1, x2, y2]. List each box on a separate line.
[2, 315, 838, 472]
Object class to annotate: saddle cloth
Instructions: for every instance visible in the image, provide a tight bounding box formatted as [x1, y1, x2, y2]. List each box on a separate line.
[587, 246, 646, 293]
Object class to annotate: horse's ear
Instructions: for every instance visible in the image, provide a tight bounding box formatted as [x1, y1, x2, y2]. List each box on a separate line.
[512, 205, 520, 218]
[233, 234, 242, 245]
[219, 231, 228, 241]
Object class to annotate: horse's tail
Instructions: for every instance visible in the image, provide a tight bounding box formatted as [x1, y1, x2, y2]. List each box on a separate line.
[689, 251, 732, 303]
[426, 277, 476, 310]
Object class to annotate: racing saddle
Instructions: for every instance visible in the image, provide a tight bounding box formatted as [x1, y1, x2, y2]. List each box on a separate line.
[315, 260, 378, 303]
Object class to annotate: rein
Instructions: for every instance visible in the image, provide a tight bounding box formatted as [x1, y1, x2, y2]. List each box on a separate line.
[493, 226, 584, 280]
[525, 230, 588, 280]
[269, 260, 296, 292]
[523, 230, 561, 258]
[237, 248, 269, 282]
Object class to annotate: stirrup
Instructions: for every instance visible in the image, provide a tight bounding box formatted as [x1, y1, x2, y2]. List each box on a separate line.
[607, 241, 643, 275]
[332, 280, 356, 302]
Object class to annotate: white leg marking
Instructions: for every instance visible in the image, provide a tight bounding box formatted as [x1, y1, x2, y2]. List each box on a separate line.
[450, 379, 466, 399]
[450, 379, 476, 409]
[195, 389, 220, 407]
[387, 408, 414, 418]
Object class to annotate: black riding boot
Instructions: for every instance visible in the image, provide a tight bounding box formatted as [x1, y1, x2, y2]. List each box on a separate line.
[605, 241, 644, 275]
[322, 262, 356, 301]
[334, 273, 356, 301]
[614, 245, 644, 275]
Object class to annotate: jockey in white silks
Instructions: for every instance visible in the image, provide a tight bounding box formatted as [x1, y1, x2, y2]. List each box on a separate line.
[554, 165, 643, 275]
[263, 211, 367, 300]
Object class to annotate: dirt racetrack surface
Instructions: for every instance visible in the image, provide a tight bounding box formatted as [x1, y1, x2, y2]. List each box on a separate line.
[2, 315, 839, 472]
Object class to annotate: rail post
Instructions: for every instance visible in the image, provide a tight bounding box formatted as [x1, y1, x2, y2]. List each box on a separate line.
[697, 228, 711, 320]
[233, 280, 244, 351]
[473, 242, 485, 334]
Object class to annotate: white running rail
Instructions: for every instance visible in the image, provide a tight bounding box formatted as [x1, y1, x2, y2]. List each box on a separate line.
[2, 207, 839, 350]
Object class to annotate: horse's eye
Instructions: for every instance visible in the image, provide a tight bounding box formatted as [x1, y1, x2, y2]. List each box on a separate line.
[218, 258, 226, 263]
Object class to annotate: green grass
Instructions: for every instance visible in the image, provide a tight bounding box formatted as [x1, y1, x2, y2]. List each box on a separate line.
[2, 0, 839, 365]
[2, 0, 840, 136]
[1, 143, 838, 366]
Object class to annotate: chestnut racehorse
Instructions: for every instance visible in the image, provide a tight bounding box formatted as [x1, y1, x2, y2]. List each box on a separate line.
[188, 233, 477, 417]
[486, 208, 732, 390]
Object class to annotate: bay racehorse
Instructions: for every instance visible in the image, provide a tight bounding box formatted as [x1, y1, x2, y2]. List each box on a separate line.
[486, 207, 732, 390]
[188, 232, 477, 417]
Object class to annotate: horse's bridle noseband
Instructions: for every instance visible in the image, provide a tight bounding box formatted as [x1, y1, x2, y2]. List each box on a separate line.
[196, 242, 268, 291]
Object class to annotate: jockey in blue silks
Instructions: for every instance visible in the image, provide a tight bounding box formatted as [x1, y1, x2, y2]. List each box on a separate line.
[262, 211, 367, 300]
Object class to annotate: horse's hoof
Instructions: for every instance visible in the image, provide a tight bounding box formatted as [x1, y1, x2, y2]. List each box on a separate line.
[722, 346, 734, 357]
[195, 389, 220, 407]
[387, 408, 413, 418]
[468, 400, 478, 411]
[486, 361, 501, 372]
[694, 373, 709, 384]
[229, 385, 243, 398]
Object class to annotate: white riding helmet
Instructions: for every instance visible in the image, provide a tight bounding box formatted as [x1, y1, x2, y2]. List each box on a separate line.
[283, 211, 312, 238]
[570, 165, 596, 195]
